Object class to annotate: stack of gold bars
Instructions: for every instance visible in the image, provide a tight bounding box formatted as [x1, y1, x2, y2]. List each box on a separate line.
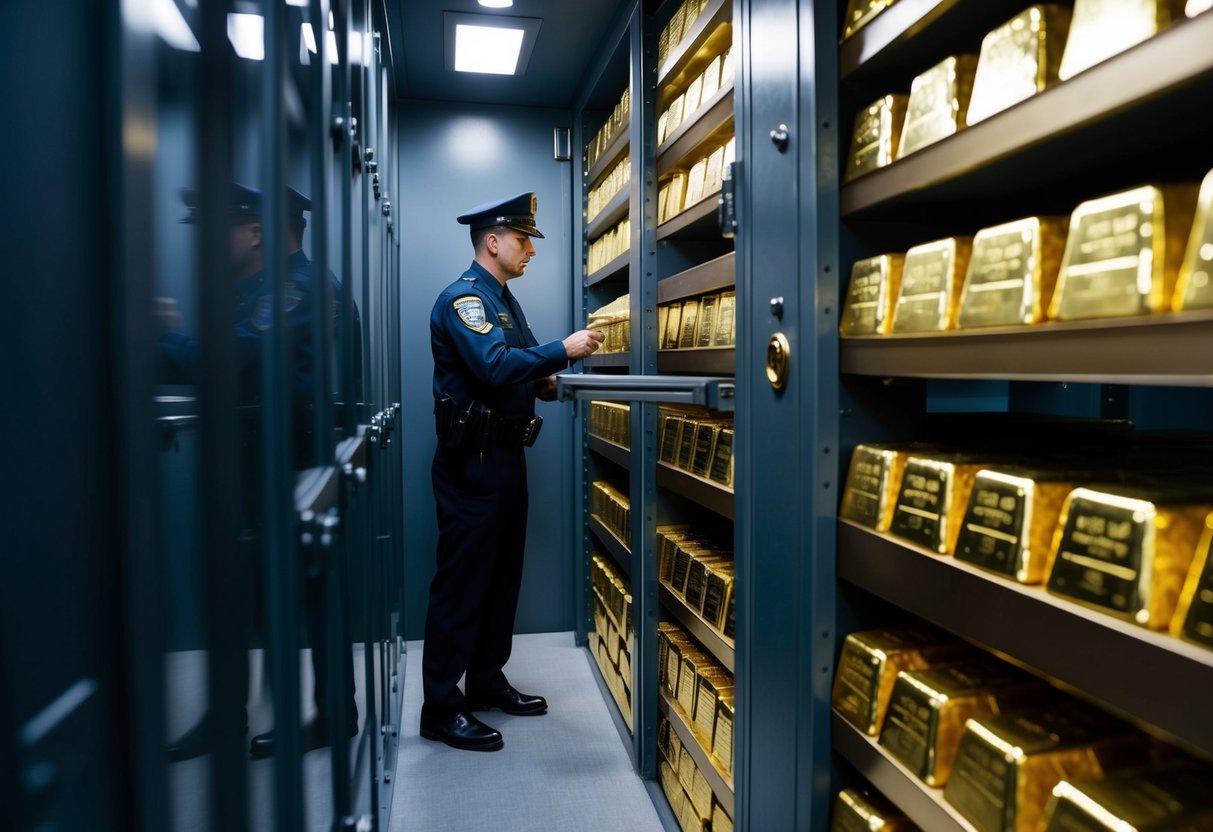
[840, 433, 1213, 649]
[587, 294, 631, 353]
[657, 48, 734, 146]
[586, 152, 630, 225]
[658, 620, 735, 827]
[658, 406, 735, 490]
[842, 2, 1199, 181]
[587, 216, 631, 275]
[590, 553, 633, 730]
[829, 787, 919, 831]
[659, 289, 737, 351]
[659, 713, 734, 832]
[832, 625, 1213, 832]
[585, 85, 629, 170]
[658, 524, 735, 641]
[590, 480, 630, 545]
[658, 137, 735, 224]
[840, 168, 1213, 334]
[657, 0, 714, 68]
[588, 400, 631, 449]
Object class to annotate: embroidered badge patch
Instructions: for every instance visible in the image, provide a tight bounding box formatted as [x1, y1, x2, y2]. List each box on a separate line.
[453, 295, 493, 333]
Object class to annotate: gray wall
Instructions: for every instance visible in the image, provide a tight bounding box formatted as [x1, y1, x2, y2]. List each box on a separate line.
[398, 99, 576, 638]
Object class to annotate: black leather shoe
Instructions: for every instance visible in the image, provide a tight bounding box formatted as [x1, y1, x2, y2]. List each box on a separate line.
[249, 718, 358, 758]
[419, 710, 504, 751]
[466, 685, 548, 716]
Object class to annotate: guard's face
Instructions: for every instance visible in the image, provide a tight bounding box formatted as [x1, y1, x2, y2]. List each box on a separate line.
[494, 230, 536, 279]
[230, 220, 262, 277]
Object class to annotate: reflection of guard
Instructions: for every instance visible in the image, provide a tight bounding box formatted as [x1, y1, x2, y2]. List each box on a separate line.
[420, 192, 603, 751]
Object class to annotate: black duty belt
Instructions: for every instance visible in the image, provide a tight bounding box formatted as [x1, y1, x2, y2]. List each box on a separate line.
[492, 416, 543, 447]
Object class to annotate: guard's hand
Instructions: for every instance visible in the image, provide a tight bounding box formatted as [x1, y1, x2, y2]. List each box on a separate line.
[563, 329, 605, 359]
[536, 375, 558, 402]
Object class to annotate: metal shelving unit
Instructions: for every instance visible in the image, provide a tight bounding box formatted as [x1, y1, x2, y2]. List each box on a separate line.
[583, 352, 633, 369]
[587, 250, 630, 287]
[659, 583, 734, 672]
[588, 124, 631, 185]
[658, 252, 735, 302]
[656, 462, 734, 519]
[657, 347, 735, 375]
[657, 84, 734, 176]
[657, 195, 722, 240]
[590, 514, 632, 581]
[659, 691, 734, 807]
[587, 187, 631, 241]
[657, 0, 733, 89]
[588, 434, 632, 470]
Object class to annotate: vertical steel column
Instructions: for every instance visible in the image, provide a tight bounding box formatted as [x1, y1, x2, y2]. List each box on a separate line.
[260, 1, 305, 827]
[629, 3, 661, 781]
[195, 1, 249, 826]
[310, 0, 335, 469]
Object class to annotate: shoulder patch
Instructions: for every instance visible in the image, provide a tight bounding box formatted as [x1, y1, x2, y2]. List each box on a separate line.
[252, 295, 273, 331]
[452, 295, 493, 333]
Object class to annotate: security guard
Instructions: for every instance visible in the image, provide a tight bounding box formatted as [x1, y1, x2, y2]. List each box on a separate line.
[421, 192, 604, 751]
[158, 184, 359, 760]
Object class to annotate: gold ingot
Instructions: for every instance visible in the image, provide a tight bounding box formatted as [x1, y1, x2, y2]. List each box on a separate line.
[1051, 184, 1198, 321]
[954, 468, 1079, 583]
[844, 95, 908, 182]
[1046, 486, 1213, 629]
[891, 237, 973, 333]
[1042, 763, 1213, 831]
[898, 55, 979, 157]
[945, 704, 1142, 832]
[967, 6, 1072, 125]
[879, 660, 1047, 787]
[1174, 168, 1213, 310]
[842, 0, 898, 39]
[702, 562, 734, 631]
[889, 453, 988, 554]
[957, 217, 1068, 328]
[1172, 510, 1213, 648]
[708, 428, 734, 488]
[713, 690, 734, 773]
[841, 254, 905, 336]
[831, 788, 916, 832]
[712, 803, 734, 832]
[831, 627, 970, 736]
[712, 291, 736, 347]
[839, 443, 913, 532]
[1059, 0, 1185, 81]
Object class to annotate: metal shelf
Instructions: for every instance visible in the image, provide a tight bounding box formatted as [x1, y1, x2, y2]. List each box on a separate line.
[837, 521, 1213, 759]
[586, 250, 629, 287]
[840, 14, 1213, 218]
[658, 0, 733, 93]
[658, 252, 735, 303]
[660, 583, 734, 673]
[658, 347, 735, 375]
[582, 352, 632, 369]
[657, 193, 722, 240]
[586, 188, 630, 242]
[657, 462, 734, 520]
[659, 690, 734, 811]
[838, 310, 1213, 387]
[587, 127, 630, 187]
[558, 373, 735, 411]
[657, 84, 734, 177]
[838, 0, 1027, 82]
[589, 515, 631, 581]
[588, 434, 631, 470]
[832, 711, 977, 832]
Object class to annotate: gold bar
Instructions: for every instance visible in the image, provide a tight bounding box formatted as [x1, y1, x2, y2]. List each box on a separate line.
[713, 291, 736, 346]
[967, 6, 1072, 125]
[831, 787, 916, 832]
[898, 55, 979, 157]
[842, 0, 898, 40]
[1051, 184, 1199, 320]
[844, 95, 909, 182]
[690, 767, 714, 823]
[1042, 763, 1213, 832]
[841, 254, 905, 336]
[691, 421, 722, 477]
[1171, 510, 1213, 648]
[677, 419, 699, 470]
[878, 659, 1048, 786]
[677, 650, 700, 716]
[891, 237, 974, 333]
[712, 802, 734, 832]
[713, 690, 734, 773]
[954, 468, 1081, 583]
[839, 443, 915, 532]
[1059, 0, 1186, 81]
[889, 453, 990, 554]
[831, 627, 970, 736]
[696, 668, 733, 743]
[1046, 486, 1213, 628]
[708, 428, 734, 488]
[944, 703, 1143, 832]
[957, 217, 1068, 328]
[695, 293, 719, 348]
[678, 298, 701, 349]
[702, 562, 735, 631]
[1174, 168, 1213, 311]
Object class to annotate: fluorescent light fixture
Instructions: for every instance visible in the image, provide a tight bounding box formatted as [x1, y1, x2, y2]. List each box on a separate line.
[444, 12, 541, 76]
[455, 24, 524, 74]
[285, 0, 306, 5]
[227, 12, 264, 60]
[478, 0, 514, 7]
[121, 0, 200, 51]
[300, 23, 339, 64]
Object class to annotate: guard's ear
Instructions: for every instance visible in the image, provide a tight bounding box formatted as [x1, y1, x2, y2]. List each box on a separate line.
[249, 221, 263, 248]
[485, 231, 500, 255]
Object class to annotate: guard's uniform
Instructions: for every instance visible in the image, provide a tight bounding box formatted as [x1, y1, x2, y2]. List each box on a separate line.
[422, 246, 568, 716]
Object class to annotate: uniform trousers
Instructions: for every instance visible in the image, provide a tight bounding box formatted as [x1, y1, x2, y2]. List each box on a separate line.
[422, 441, 529, 715]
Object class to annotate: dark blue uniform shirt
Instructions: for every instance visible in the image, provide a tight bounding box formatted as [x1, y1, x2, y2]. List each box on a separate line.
[430, 261, 567, 419]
